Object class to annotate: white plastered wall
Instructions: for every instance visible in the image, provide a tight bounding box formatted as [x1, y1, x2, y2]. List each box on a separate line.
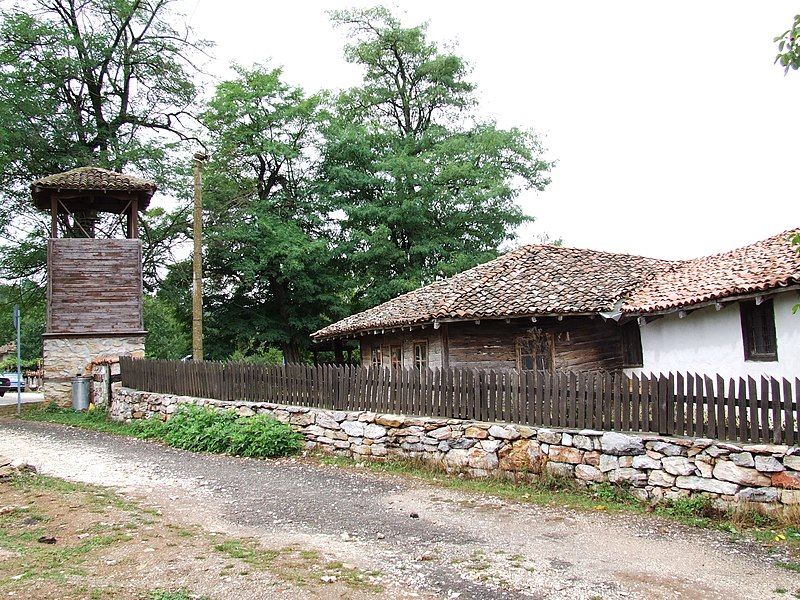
[625, 290, 800, 380]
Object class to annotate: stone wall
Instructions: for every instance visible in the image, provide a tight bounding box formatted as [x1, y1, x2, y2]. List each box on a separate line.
[112, 387, 800, 509]
[44, 336, 144, 406]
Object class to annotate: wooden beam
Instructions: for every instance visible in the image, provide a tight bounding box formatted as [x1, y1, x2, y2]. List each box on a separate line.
[50, 196, 58, 238]
[130, 199, 139, 239]
[440, 323, 450, 370]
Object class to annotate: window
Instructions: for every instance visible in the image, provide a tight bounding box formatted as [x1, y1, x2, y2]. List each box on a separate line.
[381, 346, 391, 367]
[740, 299, 778, 361]
[370, 347, 382, 366]
[390, 345, 402, 368]
[621, 321, 643, 367]
[517, 330, 553, 371]
[413, 342, 428, 370]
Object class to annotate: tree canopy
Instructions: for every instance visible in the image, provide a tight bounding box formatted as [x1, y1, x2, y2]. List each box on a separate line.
[321, 7, 553, 310]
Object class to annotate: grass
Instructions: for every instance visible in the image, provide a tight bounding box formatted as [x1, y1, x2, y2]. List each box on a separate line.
[317, 454, 800, 545]
[19, 402, 302, 459]
[148, 591, 209, 600]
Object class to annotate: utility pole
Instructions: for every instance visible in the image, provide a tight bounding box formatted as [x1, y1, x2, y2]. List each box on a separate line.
[13, 305, 21, 415]
[192, 151, 207, 361]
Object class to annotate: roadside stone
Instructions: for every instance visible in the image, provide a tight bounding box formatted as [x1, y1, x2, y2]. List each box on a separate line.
[561, 433, 573, 447]
[443, 449, 470, 469]
[661, 456, 696, 477]
[449, 438, 476, 450]
[364, 424, 387, 439]
[730, 452, 755, 467]
[572, 434, 593, 451]
[575, 464, 603, 482]
[735, 487, 779, 503]
[781, 490, 800, 504]
[618, 456, 633, 468]
[600, 432, 644, 456]
[675, 476, 739, 495]
[754, 455, 784, 473]
[236, 406, 256, 417]
[480, 439, 502, 453]
[526, 443, 545, 474]
[304, 425, 326, 437]
[712, 461, 771, 487]
[704, 446, 728, 458]
[772, 471, 800, 490]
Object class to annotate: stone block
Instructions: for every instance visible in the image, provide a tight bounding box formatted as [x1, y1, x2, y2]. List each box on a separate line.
[736, 487, 779, 503]
[537, 429, 561, 444]
[661, 456, 697, 477]
[468, 448, 499, 470]
[754, 455, 784, 473]
[575, 464, 603, 482]
[599, 455, 619, 473]
[632, 455, 661, 470]
[772, 471, 800, 490]
[783, 455, 800, 471]
[489, 425, 520, 440]
[364, 424, 387, 439]
[713, 461, 771, 487]
[548, 445, 583, 465]
[375, 414, 404, 427]
[464, 426, 489, 439]
[572, 434, 593, 451]
[546, 461, 574, 477]
[608, 468, 647, 486]
[648, 441, 685, 456]
[341, 421, 366, 437]
[316, 412, 341, 429]
[675, 476, 739, 495]
[600, 432, 644, 455]
[428, 426, 452, 440]
[647, 470, 675, 488]
[730, 452, 755, 467]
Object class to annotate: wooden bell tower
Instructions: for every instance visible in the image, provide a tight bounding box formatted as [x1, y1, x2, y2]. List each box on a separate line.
[31, 167, 156, 405]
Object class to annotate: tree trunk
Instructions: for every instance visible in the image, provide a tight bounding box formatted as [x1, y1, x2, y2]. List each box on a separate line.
[282, 341, 302, 364]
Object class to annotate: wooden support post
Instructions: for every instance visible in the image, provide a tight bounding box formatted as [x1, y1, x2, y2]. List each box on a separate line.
[441, 323, 450, 370]
[50, 197, 58, 238]
[192, 151, 207, 361]
[130, 199, 139, 239]
[334, 339, 344, 365]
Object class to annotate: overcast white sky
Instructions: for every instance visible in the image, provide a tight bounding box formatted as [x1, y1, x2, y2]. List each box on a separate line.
[185, 1, 800, 260]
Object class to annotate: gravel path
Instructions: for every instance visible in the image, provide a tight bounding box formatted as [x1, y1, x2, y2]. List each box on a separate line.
[1, 420, 798, 599]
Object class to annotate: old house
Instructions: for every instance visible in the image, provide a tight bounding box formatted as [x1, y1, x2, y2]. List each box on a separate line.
[311, 229, 799, 379]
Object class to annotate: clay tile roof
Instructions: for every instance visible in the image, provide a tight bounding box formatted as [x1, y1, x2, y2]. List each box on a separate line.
[31, 167, 156, 194]
[311, 245, 673, 340]
[622, 228, 800, 313]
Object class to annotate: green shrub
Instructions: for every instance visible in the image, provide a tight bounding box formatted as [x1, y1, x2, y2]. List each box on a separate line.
[159, 404, 302, 458]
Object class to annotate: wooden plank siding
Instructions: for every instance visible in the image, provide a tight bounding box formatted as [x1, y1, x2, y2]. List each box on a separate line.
[357, 317, 627, 373]
[121, 357, 800, 445]
[47, 238, 144, 334]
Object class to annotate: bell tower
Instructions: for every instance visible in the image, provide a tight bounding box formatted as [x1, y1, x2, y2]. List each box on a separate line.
[31, 167, 155, 405]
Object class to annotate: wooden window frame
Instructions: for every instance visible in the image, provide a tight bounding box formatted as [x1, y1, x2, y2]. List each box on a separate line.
[390, 345, 402, 368]
[516, 329, 554, 371]
[413, 341, 428, 370]
[621, 321, 643, 368]
[740, 299, 778, 362]
[370, 346, 382, 366]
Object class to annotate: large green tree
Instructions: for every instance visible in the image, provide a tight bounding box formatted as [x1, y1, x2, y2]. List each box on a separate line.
[0, 0, 209, 287]
[201, 66, 346, 362]
[321, 7, 553, 310]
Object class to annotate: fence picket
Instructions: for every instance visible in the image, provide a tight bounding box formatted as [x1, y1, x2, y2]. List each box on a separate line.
[785, 378, 795, 447]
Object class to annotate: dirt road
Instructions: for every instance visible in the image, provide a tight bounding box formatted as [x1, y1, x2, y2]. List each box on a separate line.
[1, 420, 797, 599]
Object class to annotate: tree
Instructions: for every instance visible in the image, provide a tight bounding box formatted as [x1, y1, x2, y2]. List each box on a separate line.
[201, 65, 346, 362]
[775, 15, 800, 313]
[0, 0, 209, 287]
[143, 295, 191, 359]
[321, 7, 553, 310]
[0, 282, 46, 364]
[775, 14, 800, 73]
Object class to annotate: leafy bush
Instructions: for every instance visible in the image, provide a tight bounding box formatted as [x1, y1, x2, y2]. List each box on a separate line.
[159, 404, 302, 458]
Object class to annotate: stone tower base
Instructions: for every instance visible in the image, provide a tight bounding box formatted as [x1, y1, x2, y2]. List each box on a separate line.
[43, 334, 145, 406]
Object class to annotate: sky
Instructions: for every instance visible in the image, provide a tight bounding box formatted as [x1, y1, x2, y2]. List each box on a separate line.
[185, 1, 800, 260]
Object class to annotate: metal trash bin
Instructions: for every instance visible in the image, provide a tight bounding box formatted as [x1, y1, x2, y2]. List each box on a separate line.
[71, 375, 91, 411]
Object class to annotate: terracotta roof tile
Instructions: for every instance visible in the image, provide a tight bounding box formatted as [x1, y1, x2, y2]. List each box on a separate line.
[312, 229, 800, 340]
[312, 245, 672, 339]
[622, 228, 800, 313]
[31, 167, 156, 194]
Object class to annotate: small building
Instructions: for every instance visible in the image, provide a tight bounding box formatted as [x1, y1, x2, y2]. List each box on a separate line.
[311, 229, 799, 379]
[32, 167, 154, 404]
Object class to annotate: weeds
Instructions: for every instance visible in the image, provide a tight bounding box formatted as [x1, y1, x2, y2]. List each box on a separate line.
[20, 402, 302, 459]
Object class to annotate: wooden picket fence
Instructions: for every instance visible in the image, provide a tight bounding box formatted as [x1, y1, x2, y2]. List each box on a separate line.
[119, 357, 800, 445]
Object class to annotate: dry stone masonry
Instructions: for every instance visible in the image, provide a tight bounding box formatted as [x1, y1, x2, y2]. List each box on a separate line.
[112, 387, 800, 510]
